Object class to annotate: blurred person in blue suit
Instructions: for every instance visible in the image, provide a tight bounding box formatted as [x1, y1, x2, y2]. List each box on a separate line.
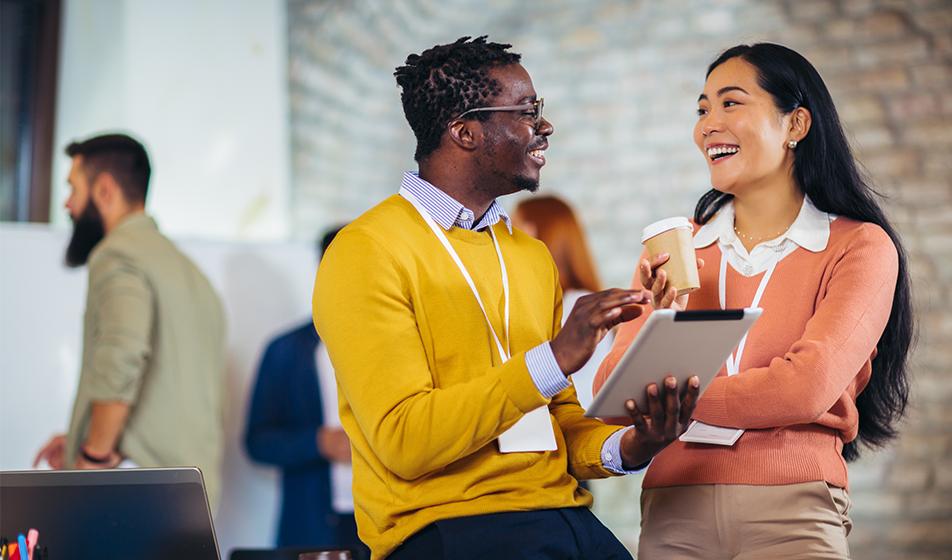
[244, 225, 367, 559]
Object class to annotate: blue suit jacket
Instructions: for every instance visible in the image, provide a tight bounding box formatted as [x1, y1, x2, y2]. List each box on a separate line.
[244, 322, 345, 547]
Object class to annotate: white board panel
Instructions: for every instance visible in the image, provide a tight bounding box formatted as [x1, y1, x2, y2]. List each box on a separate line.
[0, 222, 317, 553]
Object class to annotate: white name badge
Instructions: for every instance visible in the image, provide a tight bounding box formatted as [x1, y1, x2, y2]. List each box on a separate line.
[679, 420, 744, 446]
[498, 406, 558, 453]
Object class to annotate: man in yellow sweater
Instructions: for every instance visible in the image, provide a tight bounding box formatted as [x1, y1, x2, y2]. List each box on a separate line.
[313, 36, 698, 559]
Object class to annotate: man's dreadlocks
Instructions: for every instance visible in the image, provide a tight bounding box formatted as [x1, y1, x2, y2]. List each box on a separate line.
[394, 36, 521, 162]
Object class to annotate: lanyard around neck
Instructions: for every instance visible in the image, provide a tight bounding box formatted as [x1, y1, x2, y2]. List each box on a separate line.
[719, 247, 777, 375]
[399, 187, 512, 362]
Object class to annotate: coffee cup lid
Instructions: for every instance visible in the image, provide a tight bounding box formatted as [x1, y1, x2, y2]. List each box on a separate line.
[641, 216, 692, 243]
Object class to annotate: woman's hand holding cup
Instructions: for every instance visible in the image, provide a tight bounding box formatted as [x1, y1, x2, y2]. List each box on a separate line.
[640, 253, 704, 310]
[640, 217, 705, 310]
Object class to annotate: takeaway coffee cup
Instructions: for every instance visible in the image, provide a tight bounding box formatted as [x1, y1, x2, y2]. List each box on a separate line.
[641, 216, 700, 296]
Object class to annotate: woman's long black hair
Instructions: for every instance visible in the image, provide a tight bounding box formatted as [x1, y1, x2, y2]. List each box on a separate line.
[694, 43, 914, 461]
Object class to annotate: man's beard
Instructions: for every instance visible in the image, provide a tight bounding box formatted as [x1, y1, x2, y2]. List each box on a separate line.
[65, 201, 105, 268]
[479, 135, 541, 195]
[514, 174, 539, 193]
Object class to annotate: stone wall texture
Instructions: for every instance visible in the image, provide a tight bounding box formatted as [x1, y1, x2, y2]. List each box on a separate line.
[288, 0, 952, 557]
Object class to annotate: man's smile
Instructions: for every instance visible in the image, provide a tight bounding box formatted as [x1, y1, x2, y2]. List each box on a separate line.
[528, 141, 548, 166]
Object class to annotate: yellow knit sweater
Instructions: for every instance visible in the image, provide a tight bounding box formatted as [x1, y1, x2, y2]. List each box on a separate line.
[313, 195, 623, 559]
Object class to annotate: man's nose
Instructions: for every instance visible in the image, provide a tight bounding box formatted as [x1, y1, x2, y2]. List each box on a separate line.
[536, 116, 554, 136]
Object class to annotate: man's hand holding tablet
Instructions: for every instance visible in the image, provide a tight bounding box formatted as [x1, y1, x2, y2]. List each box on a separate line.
[619, 374, 700, 469]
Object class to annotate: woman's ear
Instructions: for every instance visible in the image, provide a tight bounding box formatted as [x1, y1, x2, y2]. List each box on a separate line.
[789, 106, 812, 143]
[447, 119, 480, 151]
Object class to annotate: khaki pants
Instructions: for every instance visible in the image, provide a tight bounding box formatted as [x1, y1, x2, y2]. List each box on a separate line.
[638, 482, 852, 559]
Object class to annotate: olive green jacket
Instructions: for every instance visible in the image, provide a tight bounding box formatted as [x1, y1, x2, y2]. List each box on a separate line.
[65, 213, 226, 507]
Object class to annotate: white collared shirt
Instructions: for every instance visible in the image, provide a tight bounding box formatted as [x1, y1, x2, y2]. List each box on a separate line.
[315, 342, 354, 514]
[693, 196, 836, 276]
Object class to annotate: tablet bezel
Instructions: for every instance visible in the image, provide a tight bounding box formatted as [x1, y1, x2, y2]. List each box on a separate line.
[584, 308, 761, 418]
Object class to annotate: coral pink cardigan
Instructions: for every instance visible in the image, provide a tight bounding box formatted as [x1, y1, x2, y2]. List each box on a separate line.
[593, 217, 898, 490]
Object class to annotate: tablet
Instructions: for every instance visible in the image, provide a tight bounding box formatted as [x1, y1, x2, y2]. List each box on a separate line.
[585, 308, 761, 418]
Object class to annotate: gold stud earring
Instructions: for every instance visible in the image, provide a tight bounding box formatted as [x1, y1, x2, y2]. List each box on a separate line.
[787, 140, 798, 149]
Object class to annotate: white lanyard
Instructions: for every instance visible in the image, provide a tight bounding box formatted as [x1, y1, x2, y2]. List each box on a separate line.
[718, 247, 777, 375]
[680, 244, 780, 447]
[399, 187, 511, 362]
[399, 186, 557, 453]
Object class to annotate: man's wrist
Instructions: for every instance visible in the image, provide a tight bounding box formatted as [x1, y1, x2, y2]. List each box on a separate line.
[619, 428, 653, 471]
[525, 343, 570, 398]
[80, 445, 115, 465]
[602, 427, 648, 474]
[549, 339, 570, 376]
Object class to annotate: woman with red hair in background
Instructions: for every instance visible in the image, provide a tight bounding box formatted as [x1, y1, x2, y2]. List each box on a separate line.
[513, 195, 609, 410]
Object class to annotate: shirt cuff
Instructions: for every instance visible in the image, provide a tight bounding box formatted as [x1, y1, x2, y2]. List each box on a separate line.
[601, 426, 649, 474]
[525, 342, 570, 399]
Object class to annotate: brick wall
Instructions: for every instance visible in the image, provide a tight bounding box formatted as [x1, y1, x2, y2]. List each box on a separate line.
[289, 1, 952, 557]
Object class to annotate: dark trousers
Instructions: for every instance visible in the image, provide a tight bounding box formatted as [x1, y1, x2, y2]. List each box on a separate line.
[388, 507, 632, 560]
[335, 514, 370, 560]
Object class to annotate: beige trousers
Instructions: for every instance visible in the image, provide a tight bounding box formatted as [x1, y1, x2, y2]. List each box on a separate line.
[638, 482, 852, 559]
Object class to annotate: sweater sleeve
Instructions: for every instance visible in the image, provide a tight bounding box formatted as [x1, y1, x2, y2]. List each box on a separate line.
[693, 224, 899, 429]
[244, 339, 325, 468]
[313, 229, 550, 482]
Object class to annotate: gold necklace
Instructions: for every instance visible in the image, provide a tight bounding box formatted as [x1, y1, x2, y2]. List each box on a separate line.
[733, 222, 792, 243]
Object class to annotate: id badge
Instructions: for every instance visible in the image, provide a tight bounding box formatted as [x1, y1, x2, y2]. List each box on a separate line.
[498, 406, 558, 453]
[679, 420, 744, 446]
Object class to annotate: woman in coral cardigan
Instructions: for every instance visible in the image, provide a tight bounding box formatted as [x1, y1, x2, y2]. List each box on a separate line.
[593, 43, 913, 559]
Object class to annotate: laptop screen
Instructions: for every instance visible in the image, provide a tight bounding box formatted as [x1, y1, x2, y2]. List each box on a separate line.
[0, 468, 219, 559]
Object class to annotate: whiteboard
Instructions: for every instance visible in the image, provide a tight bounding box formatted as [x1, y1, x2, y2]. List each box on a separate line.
[0, 222, 316, 554]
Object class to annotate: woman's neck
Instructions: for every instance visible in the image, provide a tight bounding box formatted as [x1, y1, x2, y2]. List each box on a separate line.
[732, 180, 804, 252]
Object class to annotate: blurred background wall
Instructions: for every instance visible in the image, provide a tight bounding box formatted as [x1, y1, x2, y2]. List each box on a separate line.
[2, 0, 301, 553]
[50, 0, 291, 239]
[1, 0, 950, 558]
[286, 1, 951, 558]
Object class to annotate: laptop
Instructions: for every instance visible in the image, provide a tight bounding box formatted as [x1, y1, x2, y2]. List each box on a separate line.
[0, 467, 220, 559]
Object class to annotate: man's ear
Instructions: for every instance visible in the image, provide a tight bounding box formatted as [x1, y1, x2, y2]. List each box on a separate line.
[447, 119, 480, 151]
[91, 172, 119, 209]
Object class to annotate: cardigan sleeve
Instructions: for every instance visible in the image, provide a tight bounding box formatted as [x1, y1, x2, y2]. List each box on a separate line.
[693, 223, 899, 429]
[313, 229, 550, 482]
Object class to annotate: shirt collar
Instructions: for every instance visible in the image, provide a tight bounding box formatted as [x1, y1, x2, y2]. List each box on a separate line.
[112, 212, 157, 234]
[400, 171, 512, 234]
[693, 195, 831, 252]
[785, 196, 833, 252]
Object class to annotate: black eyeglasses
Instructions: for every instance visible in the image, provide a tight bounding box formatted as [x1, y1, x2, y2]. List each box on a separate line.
[452, 98, 545, 128]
